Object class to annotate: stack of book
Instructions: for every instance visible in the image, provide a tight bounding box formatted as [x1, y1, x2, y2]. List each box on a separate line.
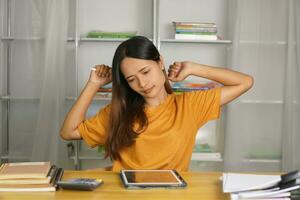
[96, 83, 112, 99]
[173, 22, 218, 40]
[0, 161, 63, 192]
[172, 81, 220, 94]
[192, 143, 222, 161]
[222, 171, 300, 200]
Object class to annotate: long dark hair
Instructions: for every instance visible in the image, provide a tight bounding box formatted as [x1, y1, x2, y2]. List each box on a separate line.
[104, 36, 172, 160]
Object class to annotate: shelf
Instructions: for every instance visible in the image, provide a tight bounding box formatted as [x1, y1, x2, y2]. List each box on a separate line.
[239, 40, 288, 45]
[1, 36, 42, 41]
[160, 39, 232, 44]
[0, 155, 31, 160]
[243, 158, 281, 163]
[69, 156, 106, 160]
[1, 36, 76, 42]
[191, 152, 223, 162]
[0, 96, 111, 101]
[238, 100, 283, 104]
[79, 37, 154, 43]
[0, 96, 40, 101]
[79, 37, 129, 42]
[66, 96, 111, 101]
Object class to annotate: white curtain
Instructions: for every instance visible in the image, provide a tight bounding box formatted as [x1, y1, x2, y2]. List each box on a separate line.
[224, 0, 300, 172]
[281, 0, 300, 172]
[5, 0, 70, 167]
[30, 0, 69, 165]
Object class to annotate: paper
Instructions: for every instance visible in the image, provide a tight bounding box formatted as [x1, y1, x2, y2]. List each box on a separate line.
[223, 173, 281, 193]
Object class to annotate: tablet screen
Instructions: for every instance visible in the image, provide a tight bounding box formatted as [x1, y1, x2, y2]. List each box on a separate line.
[122, 170, 181, 185]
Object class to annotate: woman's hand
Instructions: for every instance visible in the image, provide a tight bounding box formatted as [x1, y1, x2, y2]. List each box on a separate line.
[89, 64, 112, 86]
[167, 61, 194, 82]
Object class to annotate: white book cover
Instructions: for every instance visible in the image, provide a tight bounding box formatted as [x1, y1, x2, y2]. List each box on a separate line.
[222, 173, 281, 193]
[175, 34, 217, 40]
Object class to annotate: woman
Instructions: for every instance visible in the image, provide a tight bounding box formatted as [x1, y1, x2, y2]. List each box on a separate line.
[60, 36, 253, 171]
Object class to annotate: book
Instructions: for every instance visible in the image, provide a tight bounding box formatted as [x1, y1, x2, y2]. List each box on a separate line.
[98, 82, 112, 93]
[0, 167, 63, 192]
[86, 30, 137, 38]
[172, 81, 219, 92]
[0, 162, 51, 180]
[0, 165, 57, 185]
[175, 28, 217, 33]
[175, 33, 218, 40]
[175, 31, 217, 35]
[173, 21, 217, 28]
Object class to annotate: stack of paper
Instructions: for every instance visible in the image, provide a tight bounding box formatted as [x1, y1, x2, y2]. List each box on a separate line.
[222, 171, 300, 200]
[0, 162, 63, 192]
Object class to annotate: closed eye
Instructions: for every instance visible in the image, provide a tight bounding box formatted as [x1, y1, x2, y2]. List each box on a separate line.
[143, 70, 150, 74]
[128, 78, 135, 83]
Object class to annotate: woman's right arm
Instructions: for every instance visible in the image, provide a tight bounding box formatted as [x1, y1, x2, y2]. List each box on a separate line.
[60, 65, 112, 140]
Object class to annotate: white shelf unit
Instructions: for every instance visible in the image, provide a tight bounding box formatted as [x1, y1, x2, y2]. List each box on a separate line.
[0, 0, 231, 170]
[62, 0, 232, 170]
[0, 0, 289, 172]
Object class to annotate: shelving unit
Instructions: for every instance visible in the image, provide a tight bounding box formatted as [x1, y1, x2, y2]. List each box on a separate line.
[70, 0, 231, 170]
[0, 0, 232, 170]
[5, 0, 290, 172]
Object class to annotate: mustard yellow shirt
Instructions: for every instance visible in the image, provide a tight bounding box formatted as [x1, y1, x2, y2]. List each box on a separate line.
[79, 87, 221, 172]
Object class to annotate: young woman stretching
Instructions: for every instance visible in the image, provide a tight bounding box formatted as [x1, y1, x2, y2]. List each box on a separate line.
[60, 36, 253, 171]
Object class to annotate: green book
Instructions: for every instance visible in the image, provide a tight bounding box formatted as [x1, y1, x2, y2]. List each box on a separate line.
[87, 31, 137, 38]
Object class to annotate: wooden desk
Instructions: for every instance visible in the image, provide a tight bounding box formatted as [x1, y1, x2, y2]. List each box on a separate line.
[0, 170, 229, 200]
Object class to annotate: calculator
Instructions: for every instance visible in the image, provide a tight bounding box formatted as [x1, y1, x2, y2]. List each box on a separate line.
[57, 178, 103, 191]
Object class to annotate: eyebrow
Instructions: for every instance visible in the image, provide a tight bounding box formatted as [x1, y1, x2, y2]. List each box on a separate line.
[125, 65, 149, 79]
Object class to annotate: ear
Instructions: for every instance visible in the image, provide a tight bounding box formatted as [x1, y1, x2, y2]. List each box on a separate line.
[159, 55, 165, 70]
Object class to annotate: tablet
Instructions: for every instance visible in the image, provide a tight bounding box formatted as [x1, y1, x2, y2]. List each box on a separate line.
[120, 169, 187, 189]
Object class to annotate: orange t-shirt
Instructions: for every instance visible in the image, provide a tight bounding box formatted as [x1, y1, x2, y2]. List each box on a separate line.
[78, 87, 221, 172]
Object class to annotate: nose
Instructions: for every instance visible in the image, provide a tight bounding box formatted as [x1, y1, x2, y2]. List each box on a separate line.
[137, 76, 148, 88]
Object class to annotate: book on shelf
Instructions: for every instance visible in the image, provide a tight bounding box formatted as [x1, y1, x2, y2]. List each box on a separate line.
[86, 30, 137, 38]
[193, 143, 213, 152]
[97, 83, 112, 93]
[172, 81, 220, 93]
[192, 143, 221, 160]
[97, 88, 112, 93]
[173, 21, 219, 41]
[95, 92, 112, 99]
[222, 170, 300, 200]
[0, 162, 64, 192]
[175, 27, 217, 33]
[173, 22, 217, 28]
[175, 33, 218, 40]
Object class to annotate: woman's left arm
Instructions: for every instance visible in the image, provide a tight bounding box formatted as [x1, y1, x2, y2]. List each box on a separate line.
[168, 61, 254, 105]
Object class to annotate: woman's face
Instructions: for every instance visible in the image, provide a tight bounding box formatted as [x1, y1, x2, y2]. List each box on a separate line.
[120, 57, 167, 99]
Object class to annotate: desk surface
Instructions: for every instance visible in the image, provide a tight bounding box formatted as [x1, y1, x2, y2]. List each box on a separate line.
[0, 170, 229, 200]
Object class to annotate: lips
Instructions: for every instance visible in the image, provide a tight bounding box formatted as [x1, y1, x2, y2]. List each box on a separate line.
[143, 86, 155, 94]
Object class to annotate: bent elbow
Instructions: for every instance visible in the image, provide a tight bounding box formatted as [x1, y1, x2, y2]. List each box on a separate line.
[245, 75, 254, 90]
[60, 129, 71, 140]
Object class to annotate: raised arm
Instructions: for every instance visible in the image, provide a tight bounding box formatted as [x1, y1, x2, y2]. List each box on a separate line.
[60, 65, 112, 140]
[168, 61, 254, 105]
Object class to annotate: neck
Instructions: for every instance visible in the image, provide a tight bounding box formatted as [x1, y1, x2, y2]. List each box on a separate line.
[145, 89, 169, 107]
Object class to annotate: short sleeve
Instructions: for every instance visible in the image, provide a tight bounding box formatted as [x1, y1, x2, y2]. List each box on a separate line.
[78, 104, 111, 148]
[185, 87, 222, 127]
